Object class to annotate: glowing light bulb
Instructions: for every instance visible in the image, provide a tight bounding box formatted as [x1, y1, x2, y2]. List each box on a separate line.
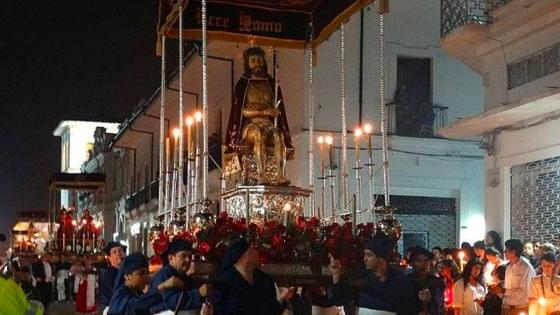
[354, 128, 363, 138]
[186, 116, 194, 126]
[172, 127, 181, 139]
[363, 123, 373, 134]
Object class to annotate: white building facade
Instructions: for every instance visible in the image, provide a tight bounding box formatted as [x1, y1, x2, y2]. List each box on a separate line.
[439, 0, 560, 243]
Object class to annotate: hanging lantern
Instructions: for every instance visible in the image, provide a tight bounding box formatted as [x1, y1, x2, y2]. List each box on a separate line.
[168, 219, 185, 236]
[191, 212, 213, 230]
[376, 207, 402, 242]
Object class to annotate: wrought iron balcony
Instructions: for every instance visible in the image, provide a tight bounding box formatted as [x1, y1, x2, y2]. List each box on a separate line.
[386, 102, 449, 138]
[441, 0, 511, 37]
[125, 180, 159, 211]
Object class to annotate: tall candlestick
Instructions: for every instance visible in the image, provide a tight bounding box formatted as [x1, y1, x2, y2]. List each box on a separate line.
[165, 137, 171, 212]
[317, 136, 325, 173]
[171, 128, 180, 210]
[326, 135, 334, 170]
[186, 116, 194, 159]
[62, 233, 66, 251]
[72, 232, 76, 252]
[363, 123, 373, 159]
[354, 128, 362, 162]
[352, 194, 357, 235]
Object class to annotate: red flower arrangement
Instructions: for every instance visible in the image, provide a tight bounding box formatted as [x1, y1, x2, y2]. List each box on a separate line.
[150, 212, 379, 269]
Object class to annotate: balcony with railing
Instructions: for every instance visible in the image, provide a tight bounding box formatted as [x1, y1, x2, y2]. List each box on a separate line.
[441, 0, 511, 37]
[386, 103, 449, 138]
[125, 180, 159, 212]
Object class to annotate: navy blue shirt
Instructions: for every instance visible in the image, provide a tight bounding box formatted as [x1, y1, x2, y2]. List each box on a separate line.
[209, 267, 285, 315]
[402, 272, 445, 315]
[99, 265, 119, 308]
[328, 267, 405, 312]
[149, 264, 202, 313]
[108, 285, 163, 315]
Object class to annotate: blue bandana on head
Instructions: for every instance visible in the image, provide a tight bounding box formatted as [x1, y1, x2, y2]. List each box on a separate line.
[364, 236, 394, 261]
[104, 241, 127, 256]
[218, 238, 250, 273]
[161, 239, 193, 265]
[113, 252, 149, 291]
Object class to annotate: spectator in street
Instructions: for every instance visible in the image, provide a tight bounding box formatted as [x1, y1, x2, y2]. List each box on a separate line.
[473, 241, 486, 261]
[31, 254, 53, 309]
[523, 241, 539, 269]
[55, 254, 71, 302]
[433, 247, 444, 262]
[485, 231, 503, 254]
[481, 247, 506, 315]
[437, 258, 460, 314]
[528, 252, 560, 314]
[402, 246, 445, 315]
[496, 239, 536, 314]
[328, 235, 405, 313]
[99, 242, 127, 313]
[70, 256, 84, 301]
[452, 258, 486, 315]
[75, 256, 97, 314]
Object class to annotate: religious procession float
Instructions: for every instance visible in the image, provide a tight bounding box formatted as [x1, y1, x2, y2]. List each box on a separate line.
[147, 0, 399, 285]
[45, 173, 107, 262]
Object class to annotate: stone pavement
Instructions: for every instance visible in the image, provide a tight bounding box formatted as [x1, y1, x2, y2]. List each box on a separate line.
[46, 302, 101, 315]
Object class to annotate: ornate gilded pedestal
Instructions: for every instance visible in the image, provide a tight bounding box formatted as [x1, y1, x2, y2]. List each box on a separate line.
[222, 185, 311, 226]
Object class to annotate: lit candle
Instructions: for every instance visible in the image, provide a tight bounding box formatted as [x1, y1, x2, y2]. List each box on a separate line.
[326, 135, 334, 170]
[166, 136, 170, 173]
[317, 136, 325, 173]
[538, 296, 546, 306]
[458, 251, 465, 272]
[283, 202, 292, 227]
[186, 116, 194, 159]
[194, 111, 202, 153]
[363, 123, 373, 159]
[354, 128, 362, 162]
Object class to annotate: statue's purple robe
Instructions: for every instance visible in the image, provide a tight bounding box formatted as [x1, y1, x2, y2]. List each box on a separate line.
[224, 74, 294, 156]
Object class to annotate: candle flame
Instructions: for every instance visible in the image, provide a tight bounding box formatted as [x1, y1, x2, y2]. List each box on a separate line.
[325, 135, 334, 145]
[194, 111, 202, 122]
[354, 128, 363, 138]
[539, 297, 546, 306]
[363, 123, 373, 134]
[172, 127, 181, 139]
[458, 251, 465, 260]
[317, 136, 324, 144]
[186, 116, 194, 126]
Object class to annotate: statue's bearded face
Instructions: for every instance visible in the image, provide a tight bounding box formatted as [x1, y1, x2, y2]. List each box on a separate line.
[248, 55, 265, 77]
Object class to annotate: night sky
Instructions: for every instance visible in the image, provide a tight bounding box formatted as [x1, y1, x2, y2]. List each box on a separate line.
[0, 0, 177, 234]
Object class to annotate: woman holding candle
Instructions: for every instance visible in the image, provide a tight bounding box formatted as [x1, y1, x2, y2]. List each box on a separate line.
[452, 258, 486, 315]
[528, 252, 560, 315]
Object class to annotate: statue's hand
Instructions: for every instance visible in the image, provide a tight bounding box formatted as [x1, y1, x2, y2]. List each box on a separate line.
[265, 109, 280, 118]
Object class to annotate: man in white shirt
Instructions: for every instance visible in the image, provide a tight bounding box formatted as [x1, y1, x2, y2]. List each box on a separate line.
[496, 239, 536, 315]
[528, 252, 560, 315]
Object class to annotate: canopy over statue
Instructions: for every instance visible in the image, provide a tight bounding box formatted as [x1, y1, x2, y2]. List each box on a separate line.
[157, 0, 377, 50]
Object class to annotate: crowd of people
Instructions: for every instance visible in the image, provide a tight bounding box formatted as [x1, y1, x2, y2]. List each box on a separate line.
[3, 230, 560, 315]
